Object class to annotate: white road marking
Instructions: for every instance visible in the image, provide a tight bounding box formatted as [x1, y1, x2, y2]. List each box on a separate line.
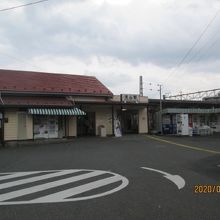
[0, 170, 105, 202]
[0, 170, 68, 181]
[0, 170, 80, 190]
[0, 169, 129, 205]
[141, 167, 185, 190]
[0, 171, 42, 181]
[32, 175, 122, 203]
[217, 165, 220, 167]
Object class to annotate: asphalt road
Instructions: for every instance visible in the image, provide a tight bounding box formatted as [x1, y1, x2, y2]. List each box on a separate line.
[0, 135, 220, 220]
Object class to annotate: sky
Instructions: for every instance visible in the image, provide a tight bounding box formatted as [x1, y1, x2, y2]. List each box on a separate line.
[0, 0, 220, 98]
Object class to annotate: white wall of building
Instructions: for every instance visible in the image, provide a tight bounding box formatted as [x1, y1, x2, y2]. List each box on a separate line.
[4, 109, 18, 141]
[95, 107, 113, 135]
[68, 116, 77, 137]
[138, 108, 148, 134]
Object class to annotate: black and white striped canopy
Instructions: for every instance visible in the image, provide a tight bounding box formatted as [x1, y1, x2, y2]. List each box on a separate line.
[28, 108, 86, 116]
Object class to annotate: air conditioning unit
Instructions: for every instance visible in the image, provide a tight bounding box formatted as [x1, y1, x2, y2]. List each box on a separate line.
[121, 94, 139, 103]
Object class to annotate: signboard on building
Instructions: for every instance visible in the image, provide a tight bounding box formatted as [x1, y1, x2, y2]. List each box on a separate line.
[121, 94, 140, 103]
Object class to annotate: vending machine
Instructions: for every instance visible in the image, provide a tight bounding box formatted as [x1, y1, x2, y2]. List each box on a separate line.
[176, 114, 189, 136]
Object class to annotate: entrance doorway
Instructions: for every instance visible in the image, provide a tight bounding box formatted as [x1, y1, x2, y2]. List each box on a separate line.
[118, 110, 139, 134]
[77, 112, 96, 136]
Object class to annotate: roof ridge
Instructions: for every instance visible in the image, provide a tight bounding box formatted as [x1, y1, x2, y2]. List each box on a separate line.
[0, 68, 95, 78]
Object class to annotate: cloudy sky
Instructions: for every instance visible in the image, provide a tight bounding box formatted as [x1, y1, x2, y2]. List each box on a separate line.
[0, 0, 220, 98]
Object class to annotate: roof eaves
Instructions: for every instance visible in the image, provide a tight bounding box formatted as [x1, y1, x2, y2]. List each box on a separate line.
[0, 90, 113, 97]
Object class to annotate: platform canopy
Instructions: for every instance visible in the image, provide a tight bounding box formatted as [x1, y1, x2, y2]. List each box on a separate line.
[162, 108, 220, 114]
[28, 108, 86, 116]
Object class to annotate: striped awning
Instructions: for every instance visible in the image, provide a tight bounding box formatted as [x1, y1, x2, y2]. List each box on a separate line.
[28, 108, 86, 116]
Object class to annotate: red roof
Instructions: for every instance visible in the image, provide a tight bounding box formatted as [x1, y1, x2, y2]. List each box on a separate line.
[0, 69, 113, 96]
[2, 96, 73, 107]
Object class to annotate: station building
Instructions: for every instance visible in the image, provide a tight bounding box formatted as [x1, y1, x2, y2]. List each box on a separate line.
[0, 69, 148, 144]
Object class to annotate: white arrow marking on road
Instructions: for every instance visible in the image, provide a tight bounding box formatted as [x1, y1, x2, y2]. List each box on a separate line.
[141, 167, 185, 190]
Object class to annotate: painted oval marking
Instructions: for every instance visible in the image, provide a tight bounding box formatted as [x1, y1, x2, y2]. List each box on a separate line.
[0, 169, 129, 205]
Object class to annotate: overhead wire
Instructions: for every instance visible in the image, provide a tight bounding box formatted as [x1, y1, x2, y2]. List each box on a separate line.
[0, 0, 50, 12]
[171, 17, 220, 78]
[163, 6, 220, 85]
[185, 15, 220, 65]
[180, 34, 220, 70]
[192, 37, 220, 63]
[0, 0, 52, 70]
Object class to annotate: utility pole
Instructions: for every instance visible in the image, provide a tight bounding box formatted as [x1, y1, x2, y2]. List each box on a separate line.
[158, 84, 163, 135]
[147, 82, 164, 135]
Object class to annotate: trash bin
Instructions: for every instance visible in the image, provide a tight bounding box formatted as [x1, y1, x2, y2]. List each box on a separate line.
[98, 125, 106, 137]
